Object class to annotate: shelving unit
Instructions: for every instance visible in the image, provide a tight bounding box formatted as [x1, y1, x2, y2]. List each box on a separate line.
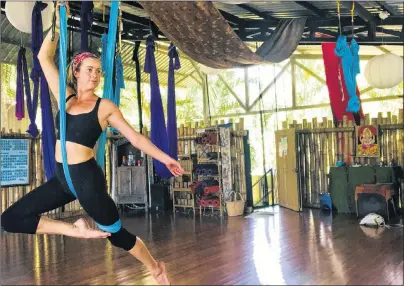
[195, 125, 224, 217]
[172, 124, 197, 215]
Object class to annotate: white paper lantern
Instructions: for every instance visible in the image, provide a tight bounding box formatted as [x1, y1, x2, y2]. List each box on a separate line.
[5, 1, 54, 34]
[364, 53, 404, 89]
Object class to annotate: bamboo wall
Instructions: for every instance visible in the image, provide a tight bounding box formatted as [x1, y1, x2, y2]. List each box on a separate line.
[281, 109, 404, 208]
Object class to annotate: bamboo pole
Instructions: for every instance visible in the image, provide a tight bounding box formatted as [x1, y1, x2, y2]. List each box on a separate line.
[348, 119, 354, 165]
[399, 109, 404, 167]
[321, 117, 328, 195]
[342, 116, 348, 164]
[392, 115, 398, 165]
[327, 120, 334, 168]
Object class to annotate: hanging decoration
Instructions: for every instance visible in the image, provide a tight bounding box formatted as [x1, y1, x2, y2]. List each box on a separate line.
[167, 43, 181, 160]
[5, 1, 54, 34]
[32, 1, 56, 180]
[144, 37, 172, 179]
[334, 1, 360, 113]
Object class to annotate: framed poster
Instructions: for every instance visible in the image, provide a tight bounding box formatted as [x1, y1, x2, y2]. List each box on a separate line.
[356, 125, 380, 157]
[1, 139, 30, 186]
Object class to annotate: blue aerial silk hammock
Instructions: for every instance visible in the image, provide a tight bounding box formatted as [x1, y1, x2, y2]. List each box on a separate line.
[334, 35, 360, 113]
[144, 37, 172, 179]
[167, 43, 180, 160]
[58, 3, 121, 233]
[32, 1, 56, 180]
[95, 1, 120, 171]
[109, 55, 125, 135]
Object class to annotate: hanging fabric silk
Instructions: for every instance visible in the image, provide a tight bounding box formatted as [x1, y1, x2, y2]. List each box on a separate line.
[144, 37, 172, 178]
[167, 43, 180, 160]
[32, 1, 56, 180]
[16, 47, 39, 137]
[80, 1, 93, 52]
[58, 3, 78, 198]
[334, 36, 360, 113]
[113, 55, 124, 107]
[101, 33, 108, 72]
[95, 1, 119, 171]
[109, 55, 125, 134]
[132, 42, 143, 133]
[59, 3, 121, 233]
[15, 47, 26, 121]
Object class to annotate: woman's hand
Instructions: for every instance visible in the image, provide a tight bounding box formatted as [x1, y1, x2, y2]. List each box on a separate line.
[164, 158, 184, 177]
[55, 1, 70, 28]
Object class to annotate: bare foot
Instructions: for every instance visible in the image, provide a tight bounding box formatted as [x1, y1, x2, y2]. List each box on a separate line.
[152, 261, 170, 285]
[72, 218, 111, 239]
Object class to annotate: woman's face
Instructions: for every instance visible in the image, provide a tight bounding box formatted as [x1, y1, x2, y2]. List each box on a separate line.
[74, 57, 102, 91]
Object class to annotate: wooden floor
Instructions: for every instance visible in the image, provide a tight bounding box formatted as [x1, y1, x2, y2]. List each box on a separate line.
[1, 206, 403, 285]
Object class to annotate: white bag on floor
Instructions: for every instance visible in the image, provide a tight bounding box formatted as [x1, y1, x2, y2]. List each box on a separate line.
[359, 213, 385, 227]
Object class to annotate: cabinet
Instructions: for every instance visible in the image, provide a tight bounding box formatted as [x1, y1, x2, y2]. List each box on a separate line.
[117, 166, 148, 205]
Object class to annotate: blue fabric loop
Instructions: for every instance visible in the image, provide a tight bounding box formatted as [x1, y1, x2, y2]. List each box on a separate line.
[96, 1, 119, 171]
[334, 36, 360, 113]
[96, 219, 122, 233]
[59, 4, 78, 198]
[109, 55, 125, 134]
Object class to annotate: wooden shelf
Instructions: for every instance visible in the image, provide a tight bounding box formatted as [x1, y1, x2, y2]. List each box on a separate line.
[174, 204, 193, 208]
[173, 187, 192, 192]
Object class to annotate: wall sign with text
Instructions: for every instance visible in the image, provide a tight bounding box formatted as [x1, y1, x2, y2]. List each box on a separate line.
[1, 139, 30, 186]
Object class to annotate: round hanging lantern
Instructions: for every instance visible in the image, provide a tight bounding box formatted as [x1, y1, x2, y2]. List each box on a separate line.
[5, 1, 54, 34]
[364, 53, 404, 89]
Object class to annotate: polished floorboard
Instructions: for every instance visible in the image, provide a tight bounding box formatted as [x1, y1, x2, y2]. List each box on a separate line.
[1, 206, 403, 285]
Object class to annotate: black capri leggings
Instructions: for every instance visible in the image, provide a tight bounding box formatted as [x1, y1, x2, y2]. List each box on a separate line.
[1, 158, 137, 251]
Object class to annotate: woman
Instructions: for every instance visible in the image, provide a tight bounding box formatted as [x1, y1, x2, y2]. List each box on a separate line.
[1, 2, 182, 285]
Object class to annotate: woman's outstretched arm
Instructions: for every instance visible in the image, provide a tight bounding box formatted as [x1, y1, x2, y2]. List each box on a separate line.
[105, 100, 184, 177]
[37, 2, 74, 103]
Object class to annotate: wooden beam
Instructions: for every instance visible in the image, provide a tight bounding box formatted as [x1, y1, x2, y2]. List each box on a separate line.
[211, 95, 403, 119]
[218, 9, 245, 25]
[294, 1, 329, 18]
[340, 1, 376, 26]
[375, 1, 399, 16]
[217, 75, 248, 111]
[248, 62, 291, 111]
[314, 28, 339, 38]
[236, 4, 278, 23]
[294, 60, 327, 85]
[375, 27, 402, 38]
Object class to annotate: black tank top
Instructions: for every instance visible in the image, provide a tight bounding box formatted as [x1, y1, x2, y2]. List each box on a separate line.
[55, 94, 103, 149]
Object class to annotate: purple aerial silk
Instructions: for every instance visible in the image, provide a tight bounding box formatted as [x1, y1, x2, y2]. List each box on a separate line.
[144, 37, 172, 179]
[16, 47, 39, 137]
[80, 1, 93, 52]
[31, 2, 56, 180]
[167, 43, 180, 160]
[15, 47, 26, 121]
